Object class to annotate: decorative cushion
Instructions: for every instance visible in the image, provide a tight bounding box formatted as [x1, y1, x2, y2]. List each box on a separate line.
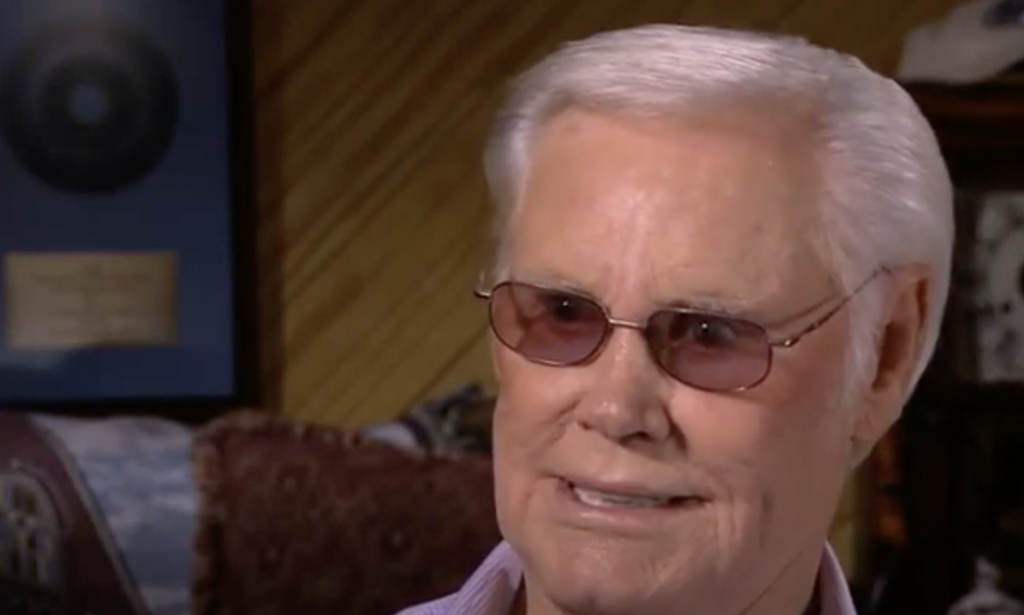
[359, 382, 495, 455]
[190, 412, 501, 615]
[0, 410, 197, 615]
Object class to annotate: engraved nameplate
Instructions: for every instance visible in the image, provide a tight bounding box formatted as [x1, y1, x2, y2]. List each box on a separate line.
[4, 252, 178, 350]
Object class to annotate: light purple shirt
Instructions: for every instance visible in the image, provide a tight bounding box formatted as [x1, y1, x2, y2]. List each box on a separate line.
[397, 541, 858, 615]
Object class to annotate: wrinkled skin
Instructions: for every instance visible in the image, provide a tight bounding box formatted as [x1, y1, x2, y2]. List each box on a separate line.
[490, 107, 929, 615]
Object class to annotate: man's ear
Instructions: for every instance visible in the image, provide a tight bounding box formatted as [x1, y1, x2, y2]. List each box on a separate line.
[851, 265, 932, 454]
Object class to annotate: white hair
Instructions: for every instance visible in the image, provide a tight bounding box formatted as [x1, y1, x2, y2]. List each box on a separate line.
[483, 24, 954, 405]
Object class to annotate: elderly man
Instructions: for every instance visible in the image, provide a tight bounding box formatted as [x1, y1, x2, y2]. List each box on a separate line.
[402, 23, 953, 615]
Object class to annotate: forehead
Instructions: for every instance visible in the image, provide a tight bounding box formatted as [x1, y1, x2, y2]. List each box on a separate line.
[507, 107, 831, 313]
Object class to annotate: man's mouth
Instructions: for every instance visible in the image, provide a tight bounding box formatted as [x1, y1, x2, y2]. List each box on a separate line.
[565, 480, 698, 509]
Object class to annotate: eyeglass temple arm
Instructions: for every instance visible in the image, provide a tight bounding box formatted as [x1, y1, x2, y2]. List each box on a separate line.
[772, 300, 849, 348]
[771, 267, 891, 349]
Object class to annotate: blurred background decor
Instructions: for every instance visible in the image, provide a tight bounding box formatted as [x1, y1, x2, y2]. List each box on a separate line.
[3, 0, 1024, 614]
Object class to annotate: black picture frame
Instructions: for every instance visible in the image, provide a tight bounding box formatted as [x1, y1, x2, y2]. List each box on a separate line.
[0, 0, 258, 425]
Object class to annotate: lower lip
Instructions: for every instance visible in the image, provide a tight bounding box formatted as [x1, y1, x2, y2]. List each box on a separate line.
[551, 479, 703, 530]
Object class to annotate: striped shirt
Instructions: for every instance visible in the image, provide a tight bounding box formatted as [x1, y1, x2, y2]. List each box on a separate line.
[397, 541, 858, 615]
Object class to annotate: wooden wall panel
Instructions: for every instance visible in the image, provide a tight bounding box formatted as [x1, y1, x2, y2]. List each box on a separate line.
[251, 0, 970, 428]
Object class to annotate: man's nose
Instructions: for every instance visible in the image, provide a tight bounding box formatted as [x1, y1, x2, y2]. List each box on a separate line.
[571, 327, 673, 444]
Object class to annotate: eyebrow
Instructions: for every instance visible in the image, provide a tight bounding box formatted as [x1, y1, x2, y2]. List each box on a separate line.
[660, 295, 762, 319]
[509, 269, 767, 320]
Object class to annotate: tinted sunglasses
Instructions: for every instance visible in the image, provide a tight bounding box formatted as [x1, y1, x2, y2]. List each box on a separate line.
[474, 272, 882, 392]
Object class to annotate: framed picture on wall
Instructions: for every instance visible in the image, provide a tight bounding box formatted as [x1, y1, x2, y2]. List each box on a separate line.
[0, 0, 257, 422]
[960, 191, 1024, 383]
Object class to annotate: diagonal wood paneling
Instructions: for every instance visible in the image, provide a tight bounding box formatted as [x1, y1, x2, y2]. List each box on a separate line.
[251, 0, 970, 429]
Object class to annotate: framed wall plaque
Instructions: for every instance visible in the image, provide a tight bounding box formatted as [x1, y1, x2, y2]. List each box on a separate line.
[0, 0, 257, 420]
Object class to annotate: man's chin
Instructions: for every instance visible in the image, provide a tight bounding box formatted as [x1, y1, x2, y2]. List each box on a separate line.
[532, 581, 648, 615]
[530, 580, 694, 615]
[523, 553, 713, 615]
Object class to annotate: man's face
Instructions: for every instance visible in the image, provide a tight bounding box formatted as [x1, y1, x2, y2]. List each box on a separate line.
[491, 107, 863, 615]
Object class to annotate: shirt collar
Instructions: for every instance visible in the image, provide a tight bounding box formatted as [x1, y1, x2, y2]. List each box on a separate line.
[819, 543, 859, 615]
[446, 542, 523, 615]
[445, 541, 857, 615]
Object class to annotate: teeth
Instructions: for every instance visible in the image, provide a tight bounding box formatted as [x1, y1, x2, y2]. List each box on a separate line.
[572, 485, 671, 508]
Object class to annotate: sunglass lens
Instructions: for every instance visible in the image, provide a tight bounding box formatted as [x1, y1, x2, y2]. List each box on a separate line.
[647, 311, 771, 390]
[489, 283, 608, 365]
